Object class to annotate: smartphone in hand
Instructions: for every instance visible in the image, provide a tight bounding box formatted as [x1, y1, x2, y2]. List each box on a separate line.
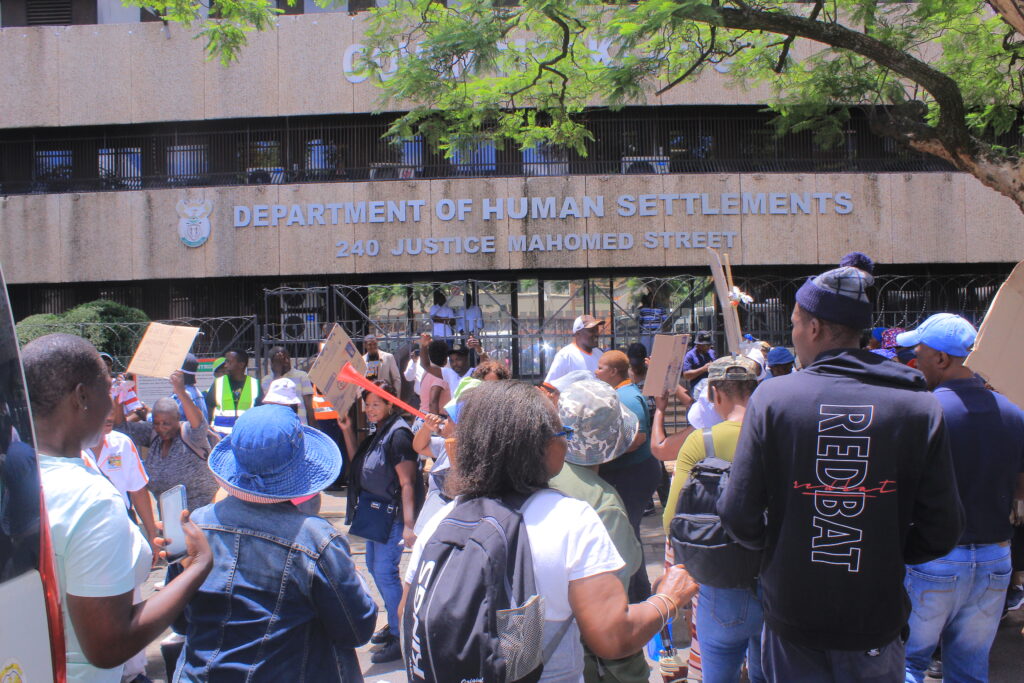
[158, 485, 188, 563]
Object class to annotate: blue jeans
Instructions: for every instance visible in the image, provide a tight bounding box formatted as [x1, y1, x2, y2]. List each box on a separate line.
[695, 584, 765, 683]
[904, 544, 1012, 683]
[365, 519, 405, 631]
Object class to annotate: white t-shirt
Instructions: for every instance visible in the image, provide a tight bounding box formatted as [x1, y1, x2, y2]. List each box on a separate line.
[81, 430, 148, 508]
[405, 358, 425, 393]
[442, 365, 474, 399]
[460, 305, 483, 334]
[545, 343, 601, 384]
[429, 304, 456, 338]
[38, 455, 152, 683]
[407, 489, 624, 682]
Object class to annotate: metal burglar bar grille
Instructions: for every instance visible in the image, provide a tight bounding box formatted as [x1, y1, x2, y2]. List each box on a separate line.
[0, 107, 960, 195]
[26, 0, 73, 25]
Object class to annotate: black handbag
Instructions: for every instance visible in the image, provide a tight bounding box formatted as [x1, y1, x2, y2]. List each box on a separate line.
[349, 491, 398, 543]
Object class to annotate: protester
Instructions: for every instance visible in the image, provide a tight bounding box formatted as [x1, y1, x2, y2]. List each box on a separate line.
[83, 407, 158, 553]
[261, 346, 315, 425]
[550, 379, 650, 682]
[429, 288, 456, 341]
[83, 407, 160, 681]
[471, 359, 510, 380]
[411, 377, 481, 533]
[718, 256, 965, 680]
[403, 346, 426, 407]
[417, 335, 452, 414]
[170, 354, 210, 422]
[119, 370, 218, 512]
[207, 349, 261, 436]
[650, 390, 695, 463]
[342, 380, 419, 663]
[262, 377, 302, 413]
[895, 314, 1024, 683]
[663, 356, 765, 683]
[172, 404, 377, 680]
[24, 333, 211, 682]
[764, 345, 795, 377]
[682, 331, 716, 383]
[545, 314, 604, 384]
[626, 343, 648, 388]
[363, 334, 401, 390]
[594, 350, 659, 601]
[310, 387, 348, 488]
[443, 345, 474, 396]
[405, 381, 699, 680]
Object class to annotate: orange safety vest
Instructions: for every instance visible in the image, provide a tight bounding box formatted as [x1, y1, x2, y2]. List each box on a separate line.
[311, 390, 338, 420]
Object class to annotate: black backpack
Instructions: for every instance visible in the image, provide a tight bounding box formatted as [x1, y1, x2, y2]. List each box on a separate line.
[669, 429, 761, 589]
[403, 494, 569, 683]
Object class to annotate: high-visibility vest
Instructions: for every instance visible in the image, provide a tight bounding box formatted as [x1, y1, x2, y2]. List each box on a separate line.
[212, 374, 259, 434]
[311, 390, 338, 421]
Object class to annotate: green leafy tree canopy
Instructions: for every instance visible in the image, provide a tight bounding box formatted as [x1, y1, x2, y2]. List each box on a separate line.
[16, 299, 150, 366]
[140, 0, 1024, 212]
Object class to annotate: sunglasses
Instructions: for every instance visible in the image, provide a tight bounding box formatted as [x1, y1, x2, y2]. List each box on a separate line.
[554, 425, 575, 441]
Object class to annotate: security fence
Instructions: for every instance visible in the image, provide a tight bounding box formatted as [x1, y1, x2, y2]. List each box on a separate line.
[260, 270, 1010, 380]
[14, 315, 261, 372]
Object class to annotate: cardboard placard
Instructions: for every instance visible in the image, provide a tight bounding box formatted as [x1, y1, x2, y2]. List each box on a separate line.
[706, 247, 744, 355]
[125, 322, 199, 379]
[307, 323, 367, 415]
[643, 334, 690, 397]
[965, 260, 1024, 409]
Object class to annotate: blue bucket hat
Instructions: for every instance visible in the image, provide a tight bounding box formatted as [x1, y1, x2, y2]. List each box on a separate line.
[208, 404, 341, 501]
[765, 346, 795, 367]
[895, 313, 977, 357]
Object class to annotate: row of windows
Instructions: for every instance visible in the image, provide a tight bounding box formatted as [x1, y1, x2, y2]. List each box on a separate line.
[0, 107, 953, 195]
[1, 0, 385, 27]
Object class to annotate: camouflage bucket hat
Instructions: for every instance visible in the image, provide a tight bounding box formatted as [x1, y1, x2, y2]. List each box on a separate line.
[557, 380, 639, 467]
[707, 355, 761, 382]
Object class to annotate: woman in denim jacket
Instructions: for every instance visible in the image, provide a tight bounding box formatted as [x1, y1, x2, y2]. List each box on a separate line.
[172, 404, 377, 681]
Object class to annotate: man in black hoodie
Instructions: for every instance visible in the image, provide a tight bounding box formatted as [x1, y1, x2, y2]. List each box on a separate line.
[718, 252, 964, 681]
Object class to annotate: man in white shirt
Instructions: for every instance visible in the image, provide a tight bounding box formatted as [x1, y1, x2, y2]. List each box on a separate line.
[544, 314, 605, 384]
[429, 288, 456, 341]
[458, 293, 484, 336]
[363, 334, 401, 390]
[442, 346, 475, 398]
[82, 409, 158, 551]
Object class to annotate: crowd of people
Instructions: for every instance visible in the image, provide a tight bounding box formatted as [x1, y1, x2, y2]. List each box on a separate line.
[20, 250, 1024, 682]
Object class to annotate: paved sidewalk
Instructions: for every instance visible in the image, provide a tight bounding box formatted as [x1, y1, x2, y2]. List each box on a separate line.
[140, 490, 1024, 682]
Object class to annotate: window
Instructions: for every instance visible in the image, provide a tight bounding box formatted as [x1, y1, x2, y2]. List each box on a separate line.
[522, 143, 568, 176]
[242, 140, 284, 184]
[98, 147, 142, 190]
[2, 0, 96, 27]
[33, 149, 72, 192]
[451, 139, 496, 176]
[167, 144, 209, 185]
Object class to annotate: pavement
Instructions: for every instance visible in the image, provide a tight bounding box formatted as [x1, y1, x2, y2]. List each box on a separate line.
[139, 490, 1024, 682]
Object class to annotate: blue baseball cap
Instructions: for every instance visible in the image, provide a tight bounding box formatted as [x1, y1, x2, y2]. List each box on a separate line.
[895, 314, 977, 357]
[766, 346, 795, 367]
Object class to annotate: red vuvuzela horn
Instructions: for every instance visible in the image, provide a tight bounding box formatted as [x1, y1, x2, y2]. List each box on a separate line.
[336, 362, 428, 421]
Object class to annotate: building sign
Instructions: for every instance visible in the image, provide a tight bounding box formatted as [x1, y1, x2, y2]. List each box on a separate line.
[232, 191, 853, 229]
[229, 189, 853, 259]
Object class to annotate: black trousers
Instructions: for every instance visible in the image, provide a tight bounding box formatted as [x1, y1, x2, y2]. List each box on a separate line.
[599, 455, 662, 603]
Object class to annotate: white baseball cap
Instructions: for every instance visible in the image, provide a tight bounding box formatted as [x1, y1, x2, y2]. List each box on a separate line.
[264, 378, 301, 406]
[572, 314, 604, 334]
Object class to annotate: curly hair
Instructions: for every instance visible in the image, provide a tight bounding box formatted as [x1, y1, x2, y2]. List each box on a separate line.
[449, 381, 558, 499]
[471, 360, 510, 381]
[22, 333, 108, 418]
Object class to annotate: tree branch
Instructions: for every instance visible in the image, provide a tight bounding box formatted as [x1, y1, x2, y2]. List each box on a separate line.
[774, 0, 824, 73]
